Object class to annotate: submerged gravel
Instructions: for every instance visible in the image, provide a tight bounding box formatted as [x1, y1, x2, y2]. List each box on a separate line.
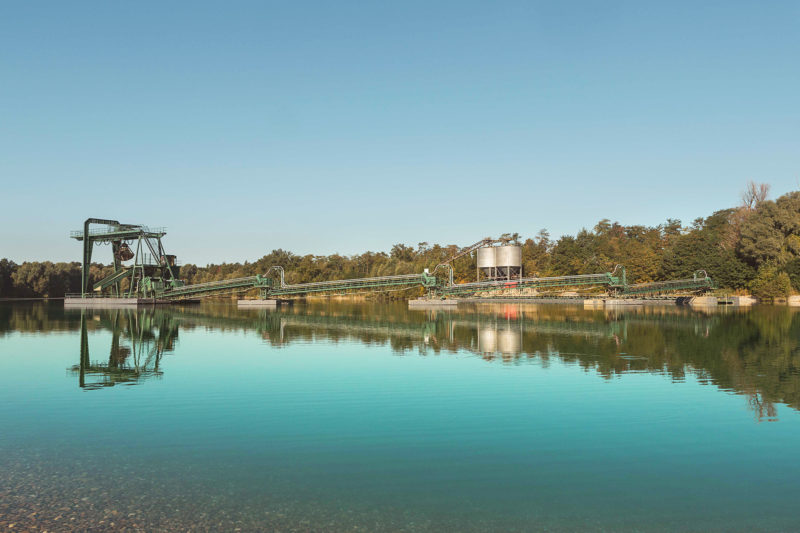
[0, 452, 463, 532]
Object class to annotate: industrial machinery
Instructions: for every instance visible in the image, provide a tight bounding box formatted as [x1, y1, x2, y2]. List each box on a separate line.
[71, 218, 185, 298]
[69, 219, 439, 301]
[496, 245, 522, 279]
[435, 236, 523, 285]
[477, 244, 522, 281]
[477, 246, 497, 279]
[68, 219, 716, 303]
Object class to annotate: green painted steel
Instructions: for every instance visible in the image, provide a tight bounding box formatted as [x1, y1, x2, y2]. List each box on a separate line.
[70, 220, 715, 301]
[271, 273, 438, 297]
[158, 274, 273, 301]
[619, 271, 716, 296]
[159, 273, 438, 301]
[92, 268, 132, 292]
[81, 265, 714, 301]
[435, 268, 713, 298]
[71, 218, 176, 299]
[437, 272, 623, 297]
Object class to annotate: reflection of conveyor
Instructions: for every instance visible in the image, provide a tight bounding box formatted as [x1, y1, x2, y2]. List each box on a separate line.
[278, 314, 436, 340]
[167, 307, 627, 347]
[449, 318, 619, 340]
[170, 307, 630, 356]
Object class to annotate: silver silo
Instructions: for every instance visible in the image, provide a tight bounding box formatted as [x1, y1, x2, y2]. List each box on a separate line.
[477, 247, 497, 280]
[495, 245, 522, 280]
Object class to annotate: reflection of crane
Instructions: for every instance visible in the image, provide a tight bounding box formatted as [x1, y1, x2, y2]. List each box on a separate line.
[71, 309, 178, 389]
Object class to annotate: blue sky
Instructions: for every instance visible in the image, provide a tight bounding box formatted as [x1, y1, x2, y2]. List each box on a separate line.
[1, 1, 798, 264]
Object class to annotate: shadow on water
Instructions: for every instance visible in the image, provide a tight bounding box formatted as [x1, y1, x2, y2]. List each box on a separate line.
[2, 301, 800, 419]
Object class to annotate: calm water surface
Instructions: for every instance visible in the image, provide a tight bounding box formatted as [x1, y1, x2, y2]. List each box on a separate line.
[1, 301, 799, 531]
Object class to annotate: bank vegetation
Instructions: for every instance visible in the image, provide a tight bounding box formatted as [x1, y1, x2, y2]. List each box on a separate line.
[2, 184, 798, 300]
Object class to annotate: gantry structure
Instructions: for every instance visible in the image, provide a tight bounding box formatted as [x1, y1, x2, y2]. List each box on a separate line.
[71, 218, 183, 298]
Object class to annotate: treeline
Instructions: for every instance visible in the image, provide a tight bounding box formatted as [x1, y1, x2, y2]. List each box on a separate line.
[2, 186, 799, 299]
[0, 259, 126, 299]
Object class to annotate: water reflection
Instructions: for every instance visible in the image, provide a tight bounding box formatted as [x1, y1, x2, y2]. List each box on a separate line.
[71, 309, 178, 389]
[2, 301, 798, 420]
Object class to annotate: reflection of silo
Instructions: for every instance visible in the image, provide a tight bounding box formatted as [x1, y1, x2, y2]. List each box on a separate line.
[497, 326, 521, 355]
[477, 247, 497, 280]
[478, 326, 498, 353]
[495, 245, 522, 280]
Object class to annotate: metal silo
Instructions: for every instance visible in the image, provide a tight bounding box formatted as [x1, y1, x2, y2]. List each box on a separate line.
[495, 245, 522, 280]
[477, 247, 497, 280]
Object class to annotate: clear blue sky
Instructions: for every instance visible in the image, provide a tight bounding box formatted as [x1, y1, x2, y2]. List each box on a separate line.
[1, 1, 798, 265]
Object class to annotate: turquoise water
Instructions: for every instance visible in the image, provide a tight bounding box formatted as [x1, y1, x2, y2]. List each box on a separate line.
[1, 302, 799, 531]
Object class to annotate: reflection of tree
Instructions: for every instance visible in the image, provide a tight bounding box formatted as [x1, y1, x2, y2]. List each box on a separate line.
[2, 302, 798, 418]
[0, 302, 82, 336]
[747, 391, 778, 422]
[173, 302, 800, 420]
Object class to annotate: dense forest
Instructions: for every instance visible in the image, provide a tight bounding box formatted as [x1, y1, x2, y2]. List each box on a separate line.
[2, 184, 799, 300]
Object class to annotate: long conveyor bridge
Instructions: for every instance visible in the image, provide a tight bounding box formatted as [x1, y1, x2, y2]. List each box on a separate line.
[434, 269, 715, 298]
[159, 270, 439, 301]
[156, 267, 714, 301]
[437, 272, 622, 297]
[618, 271, 715, 296]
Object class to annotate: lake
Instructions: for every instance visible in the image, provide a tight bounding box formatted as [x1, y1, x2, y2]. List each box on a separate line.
[1, 301, 799, 531]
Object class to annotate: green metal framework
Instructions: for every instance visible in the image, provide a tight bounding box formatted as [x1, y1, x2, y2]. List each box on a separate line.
[70, 220, 715, 301]
[271, 273, 438, 297]
[434, 267, 715, 298]
[158, 272, 438, 301]
[437, 272, 622, 297]
[619, 271, 715, 296]
[71, 218, 181, 298]
[158, 274, 274, 301]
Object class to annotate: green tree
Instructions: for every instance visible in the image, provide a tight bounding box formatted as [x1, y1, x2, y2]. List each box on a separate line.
[661, 209, 755, 289]
[0, 259, 17, 297]
[749, 265, 792, 300]
[739, 191, 800, 268]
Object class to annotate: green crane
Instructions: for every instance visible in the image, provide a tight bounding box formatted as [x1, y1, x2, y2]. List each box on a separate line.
[71, 218, 181, 298]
